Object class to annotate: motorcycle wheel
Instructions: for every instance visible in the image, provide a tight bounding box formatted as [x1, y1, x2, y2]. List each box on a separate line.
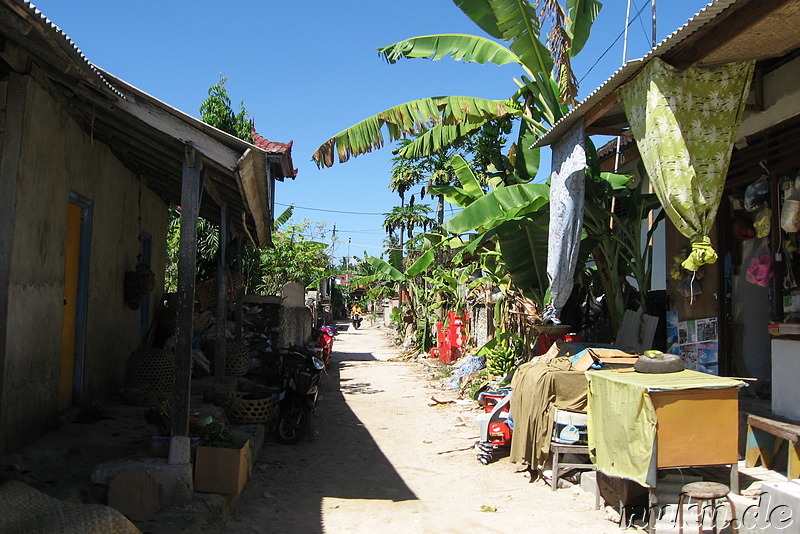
[276, 404, 310, 444]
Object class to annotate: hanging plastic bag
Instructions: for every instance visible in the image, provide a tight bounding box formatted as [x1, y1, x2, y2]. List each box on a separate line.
[745, 176, 770, 212]
[781, 179, 800, 233]
[746, 241, 774, 287]
[754, 205, 771, 238]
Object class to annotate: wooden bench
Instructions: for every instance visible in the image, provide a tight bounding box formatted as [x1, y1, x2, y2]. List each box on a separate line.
[745, 414, 800, 480]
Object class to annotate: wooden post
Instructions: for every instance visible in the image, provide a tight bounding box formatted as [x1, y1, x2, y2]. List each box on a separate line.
[234, 237, 243, 343]
[171, 147, 203, 449]
[214, 204, 228, 387]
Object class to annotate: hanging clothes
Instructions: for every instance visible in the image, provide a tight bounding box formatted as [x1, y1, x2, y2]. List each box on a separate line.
[618, 58, 755, 272]
[544, 120, 586, 323]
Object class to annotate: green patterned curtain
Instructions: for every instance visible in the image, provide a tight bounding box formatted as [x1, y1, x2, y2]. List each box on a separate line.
[618, 58, 754, 271]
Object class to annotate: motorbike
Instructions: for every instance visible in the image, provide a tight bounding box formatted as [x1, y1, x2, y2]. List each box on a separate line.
[316, 325, 336, 367]
[275, 348, 325, 444]
[351, 312, 363, 329]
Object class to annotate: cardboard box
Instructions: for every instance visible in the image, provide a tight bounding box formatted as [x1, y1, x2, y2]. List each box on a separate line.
[194, 440, 250, 495]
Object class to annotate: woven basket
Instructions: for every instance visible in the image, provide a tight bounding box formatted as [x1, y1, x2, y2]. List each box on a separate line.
[124, 349, 175, 406]
[195, 269, 245, 311]
[0, 480, 140, 534]
[205, 340, 252, 377]
[227, 392, 278, 424]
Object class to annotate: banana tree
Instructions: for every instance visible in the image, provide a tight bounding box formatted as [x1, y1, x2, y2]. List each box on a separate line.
[312, 0, 602, 174]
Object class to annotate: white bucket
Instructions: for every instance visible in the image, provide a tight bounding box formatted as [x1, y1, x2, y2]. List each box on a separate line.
[552, 409, 588, 444]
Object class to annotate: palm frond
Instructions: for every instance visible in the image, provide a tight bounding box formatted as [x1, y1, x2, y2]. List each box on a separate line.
[379, 34, 521, 67]
[313, 96, 519, 168]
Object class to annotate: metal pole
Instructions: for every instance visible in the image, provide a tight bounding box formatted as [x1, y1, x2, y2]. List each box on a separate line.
[622, 0, 632, 66]
[652, 0, 657, 48]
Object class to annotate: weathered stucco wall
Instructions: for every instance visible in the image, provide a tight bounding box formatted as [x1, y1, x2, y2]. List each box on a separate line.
[1, 76, 168, 450]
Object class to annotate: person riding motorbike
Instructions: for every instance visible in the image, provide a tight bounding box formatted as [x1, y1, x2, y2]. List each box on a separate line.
[350, 303, 363, 329]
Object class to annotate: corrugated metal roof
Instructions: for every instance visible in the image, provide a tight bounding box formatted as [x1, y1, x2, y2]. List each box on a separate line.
[534, 0, 739, 147]
[17, 0, 124, 98]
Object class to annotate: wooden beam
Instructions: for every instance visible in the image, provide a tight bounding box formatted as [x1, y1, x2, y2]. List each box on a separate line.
[171, 147, 203, 443]
[586, 127, 628, 136]
[214, 204, 229, 388]
[583, 92, 621, 128]
[665, 0, 796, 70]
[110, 88, 241, 172]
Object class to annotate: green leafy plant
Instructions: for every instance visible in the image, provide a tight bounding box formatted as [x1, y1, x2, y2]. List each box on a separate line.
[197, 419, 239, 449]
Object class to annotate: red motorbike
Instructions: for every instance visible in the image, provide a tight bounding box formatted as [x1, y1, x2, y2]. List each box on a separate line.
[315, 325, 336, 367]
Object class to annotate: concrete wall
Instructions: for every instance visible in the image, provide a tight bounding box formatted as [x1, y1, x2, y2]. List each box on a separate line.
[1, 75, 168, 450]
[739, 56, 800, 139]
[278, 283, 313, 349]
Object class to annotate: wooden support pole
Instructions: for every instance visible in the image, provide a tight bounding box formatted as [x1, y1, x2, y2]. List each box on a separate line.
[234, 237, 243, 343]
[171, 146, 203, 444]
[214, 204, 228, 387]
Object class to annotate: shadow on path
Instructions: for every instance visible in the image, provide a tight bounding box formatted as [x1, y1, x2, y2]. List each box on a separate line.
[231, 327, 416, 533]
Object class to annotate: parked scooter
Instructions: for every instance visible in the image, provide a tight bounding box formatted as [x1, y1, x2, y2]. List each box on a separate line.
[275, 348, 325, 444]
[351, 312, 363, 329]
[316, 325, 336, 367]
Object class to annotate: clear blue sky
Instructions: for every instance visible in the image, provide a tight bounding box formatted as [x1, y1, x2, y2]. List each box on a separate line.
[33, 0, 711, 264]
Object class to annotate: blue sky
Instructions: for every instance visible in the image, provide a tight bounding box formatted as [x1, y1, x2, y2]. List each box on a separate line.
[32, 0, 711, 264]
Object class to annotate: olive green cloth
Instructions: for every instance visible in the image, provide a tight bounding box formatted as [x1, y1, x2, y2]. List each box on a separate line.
[618, 58, 754, 271]
[509, 356, 588, 469]
[586, 369, 743, 487]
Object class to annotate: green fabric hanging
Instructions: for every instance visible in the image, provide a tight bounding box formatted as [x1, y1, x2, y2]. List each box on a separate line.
[619, 58, 754, 271]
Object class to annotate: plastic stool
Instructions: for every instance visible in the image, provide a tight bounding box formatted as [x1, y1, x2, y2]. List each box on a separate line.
[677, 481, 738, 534]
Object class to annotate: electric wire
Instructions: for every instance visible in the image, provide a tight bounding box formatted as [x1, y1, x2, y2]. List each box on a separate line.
[578, 1, 650, 86]
[275, 201, 385, 216]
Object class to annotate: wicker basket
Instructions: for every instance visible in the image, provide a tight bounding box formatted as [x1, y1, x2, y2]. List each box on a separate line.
[205, 340, 252, 377]
[124, 349, 175, 406]
[226, 392, 278, 424]
[195, 269, 245, 311]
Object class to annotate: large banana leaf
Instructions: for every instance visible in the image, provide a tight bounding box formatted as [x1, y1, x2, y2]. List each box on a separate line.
[492, 0, 554, 83]
[495, 211, 550, 300]
[396, 118, 507, 160]
[406, 248, 435, 277]
[454, 0, 504, 38]
[313, 96, 518, 167]
[379, 34, 522, 67]
[365, 256, 405, 282]
[449, 154, 485, 200]
[566, 0, 602, 57]
[513, 119, 541, 181]
[441, 183, 550, 234]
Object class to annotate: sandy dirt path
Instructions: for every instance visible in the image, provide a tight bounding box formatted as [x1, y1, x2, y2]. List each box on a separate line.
[215, 322, 619, 534]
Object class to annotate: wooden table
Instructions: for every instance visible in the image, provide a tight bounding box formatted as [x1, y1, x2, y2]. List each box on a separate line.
[586, 370, 743, 533]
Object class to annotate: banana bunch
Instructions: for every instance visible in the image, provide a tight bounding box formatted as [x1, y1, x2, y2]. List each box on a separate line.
[487, 344, 516, 376]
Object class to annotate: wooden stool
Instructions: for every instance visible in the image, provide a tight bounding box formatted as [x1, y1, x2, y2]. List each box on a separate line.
[549, 442, 595, 492]
[677, 481, 738, 534]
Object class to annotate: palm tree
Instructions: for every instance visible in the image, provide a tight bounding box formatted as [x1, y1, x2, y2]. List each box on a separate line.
[383, 204, 435, 255]
[312, 0, 601, 175]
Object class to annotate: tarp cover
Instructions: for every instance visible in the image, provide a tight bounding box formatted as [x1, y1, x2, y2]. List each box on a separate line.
[586, 369, 743, 487]
[544, 119, 586, 323]
[509, 355, 588, 469]
[618, 58, 754, 271]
